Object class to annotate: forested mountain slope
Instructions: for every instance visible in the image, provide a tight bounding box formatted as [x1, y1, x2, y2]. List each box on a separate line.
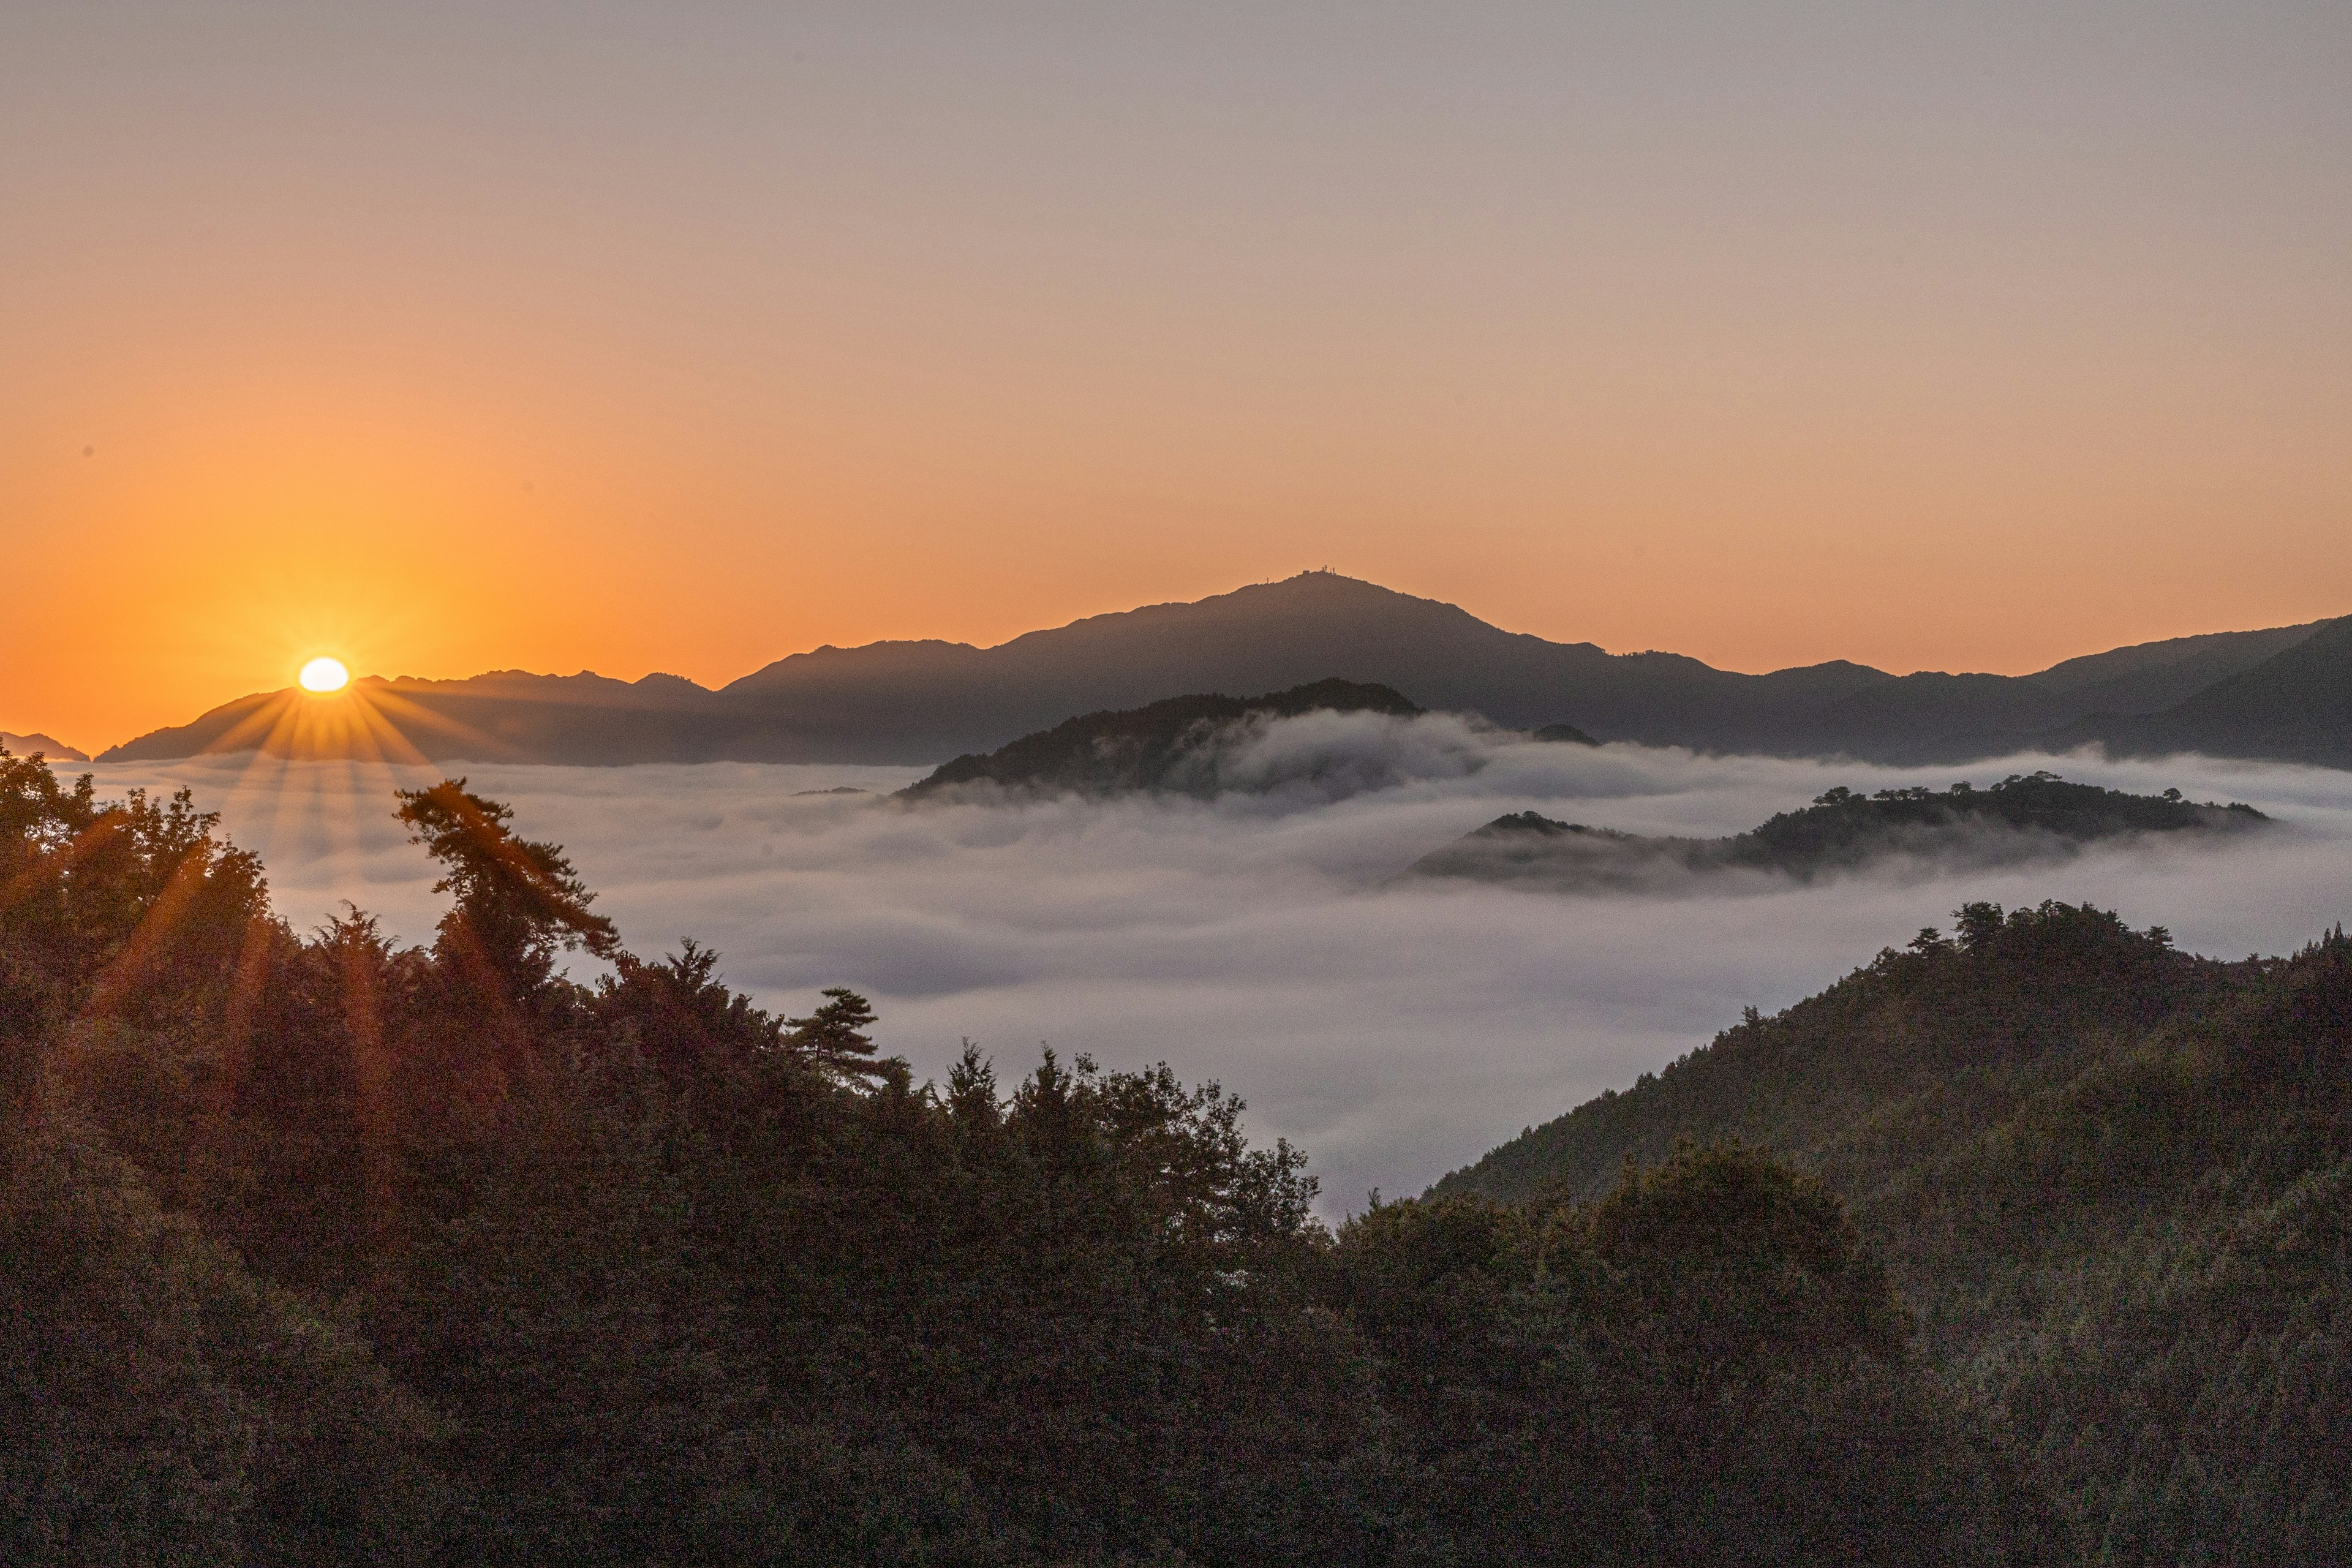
[1439, 903, 2352, 1565]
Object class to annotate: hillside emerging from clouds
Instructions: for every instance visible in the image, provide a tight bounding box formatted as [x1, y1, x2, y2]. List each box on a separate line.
[100, 571, 2350, 770]
[1409, 773, 2267, 891]
[899, 679, 1425, 801]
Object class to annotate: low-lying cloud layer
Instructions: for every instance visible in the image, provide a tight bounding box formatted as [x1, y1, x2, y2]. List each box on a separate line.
[86, 714, 2352, 1216]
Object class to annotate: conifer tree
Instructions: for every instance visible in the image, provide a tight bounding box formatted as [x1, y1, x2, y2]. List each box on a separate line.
[783, 986, 889, 1084]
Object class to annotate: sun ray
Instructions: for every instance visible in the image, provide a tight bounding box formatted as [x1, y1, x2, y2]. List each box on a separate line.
[74, 839, 215, 1025]
[216, 908, 277, 1122]
[0, 813, 124, 919]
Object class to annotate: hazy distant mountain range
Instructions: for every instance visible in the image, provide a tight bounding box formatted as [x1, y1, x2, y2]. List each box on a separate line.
[99, 571, 2351, 769]
[1, 732, 89, 763]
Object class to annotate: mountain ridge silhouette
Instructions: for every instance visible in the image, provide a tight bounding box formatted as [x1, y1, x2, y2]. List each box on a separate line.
[99, 571, 2346, 769]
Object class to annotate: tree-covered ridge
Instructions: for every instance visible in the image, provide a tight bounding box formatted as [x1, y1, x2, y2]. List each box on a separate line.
[1331, 1141, 2067, 1566]
[1439, 901, 2352, 1565]
[3, 742, 2068, 1566]
[897, 677, 1424, 800]
[1411, 771, 2266, 889]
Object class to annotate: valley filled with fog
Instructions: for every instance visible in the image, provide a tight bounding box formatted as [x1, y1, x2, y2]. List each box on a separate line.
[85, 716, 2352, 1213]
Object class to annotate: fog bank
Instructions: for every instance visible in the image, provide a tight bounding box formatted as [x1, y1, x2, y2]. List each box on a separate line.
[85, 722, 2352, 1214]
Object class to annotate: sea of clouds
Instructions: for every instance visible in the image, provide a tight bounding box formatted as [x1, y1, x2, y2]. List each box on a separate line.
[80, 713, 2352, 1216]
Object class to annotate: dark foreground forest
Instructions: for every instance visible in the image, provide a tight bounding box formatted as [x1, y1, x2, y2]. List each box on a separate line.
[4, 744, 2332, 1565]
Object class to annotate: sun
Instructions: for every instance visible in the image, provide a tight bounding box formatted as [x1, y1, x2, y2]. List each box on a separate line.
[298, 656, 351, 694]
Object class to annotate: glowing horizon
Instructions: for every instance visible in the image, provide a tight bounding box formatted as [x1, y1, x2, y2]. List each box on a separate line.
[7, 4, 2349, 752]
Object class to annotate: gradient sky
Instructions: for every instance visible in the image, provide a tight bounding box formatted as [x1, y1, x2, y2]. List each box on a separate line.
[8, 2, 2350, 752]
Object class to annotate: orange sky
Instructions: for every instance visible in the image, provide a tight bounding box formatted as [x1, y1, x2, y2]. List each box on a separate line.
[7, 4, 2350, 754]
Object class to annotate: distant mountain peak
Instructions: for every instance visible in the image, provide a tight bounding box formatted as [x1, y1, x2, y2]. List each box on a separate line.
[91, 575, 2350, 770]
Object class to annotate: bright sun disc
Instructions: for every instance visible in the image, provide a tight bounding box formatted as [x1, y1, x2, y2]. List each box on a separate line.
[298, 656, 350, 693]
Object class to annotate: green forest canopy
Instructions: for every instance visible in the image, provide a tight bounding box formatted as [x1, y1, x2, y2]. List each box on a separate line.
[1440, 896, 2352, 1566]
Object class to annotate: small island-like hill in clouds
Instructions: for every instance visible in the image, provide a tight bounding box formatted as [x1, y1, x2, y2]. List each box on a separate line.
[1409, 773, 2268, 891]
[897, 679, 1424, 801]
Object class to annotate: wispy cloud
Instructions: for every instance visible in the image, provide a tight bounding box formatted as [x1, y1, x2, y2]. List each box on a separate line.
[89, 717, 2352, 1216]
